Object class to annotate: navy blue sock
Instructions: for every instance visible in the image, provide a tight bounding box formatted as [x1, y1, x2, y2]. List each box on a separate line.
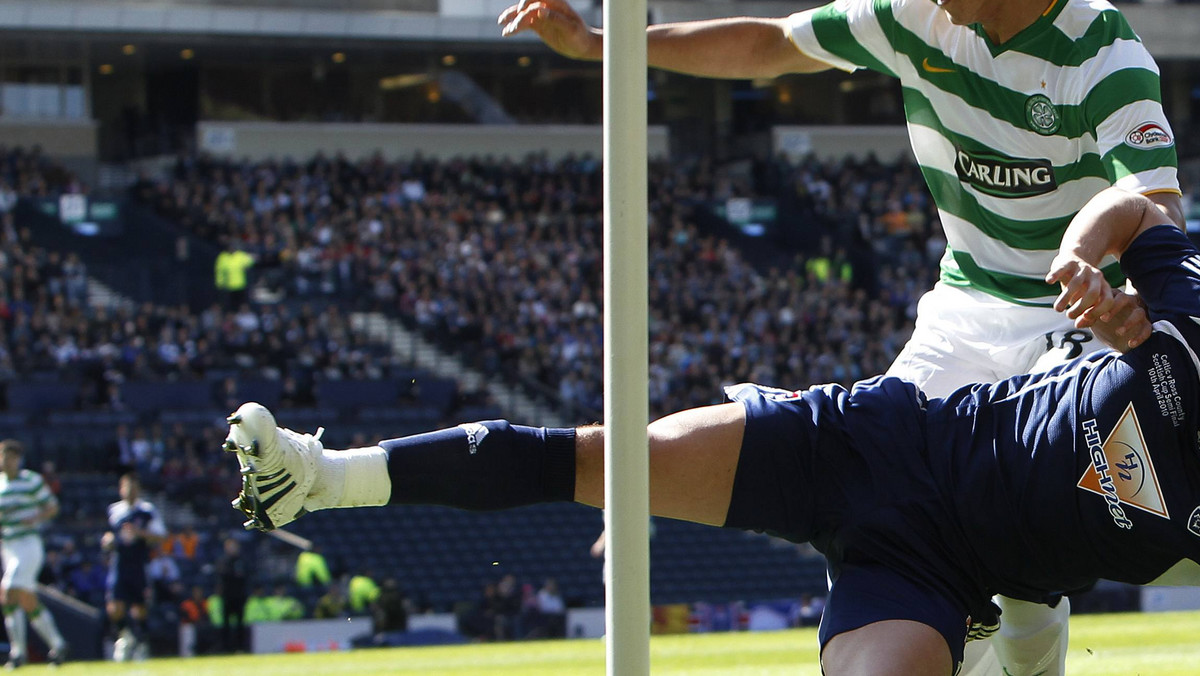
[380, 421, 576, 510]
[129, 615, 147, 642]
[109, 614, 127, 639]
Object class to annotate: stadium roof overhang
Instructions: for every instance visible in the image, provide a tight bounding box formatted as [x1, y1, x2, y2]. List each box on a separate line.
[0, 0, 527, 44]
[0, 0, 1195, 60]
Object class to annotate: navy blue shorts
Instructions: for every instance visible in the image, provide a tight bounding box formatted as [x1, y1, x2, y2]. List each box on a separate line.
[107, 571, 148, 606]
[722, 381, 993, 669]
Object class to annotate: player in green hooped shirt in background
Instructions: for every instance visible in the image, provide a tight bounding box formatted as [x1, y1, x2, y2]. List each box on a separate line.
[498, 0, 1185, 674]
[0, 440, 67, 668]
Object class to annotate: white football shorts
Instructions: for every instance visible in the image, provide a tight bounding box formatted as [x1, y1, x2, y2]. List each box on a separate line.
[887, 282, 1108, 398]
[1, 535, 44, 592]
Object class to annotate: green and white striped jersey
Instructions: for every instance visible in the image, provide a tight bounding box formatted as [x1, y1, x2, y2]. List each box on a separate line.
[0, 469, 54, 540]
[788, 0, 1180, 306]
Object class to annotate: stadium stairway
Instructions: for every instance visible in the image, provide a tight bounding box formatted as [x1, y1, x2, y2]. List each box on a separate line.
[85, 276, 135, 313]
[350, 311, 568, 427]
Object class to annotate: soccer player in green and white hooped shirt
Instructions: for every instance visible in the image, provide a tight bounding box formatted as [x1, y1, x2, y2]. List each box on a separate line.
[498, 0, 1185, 674]
[0, 440, 67, 668]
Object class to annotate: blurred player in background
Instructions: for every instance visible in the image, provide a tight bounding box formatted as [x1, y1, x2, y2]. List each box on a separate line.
[0, 440, 67, 668]
[102, 472, 166, 661]
[221, 188, 1200, 675]
[214, 536, 249, 654]
[498, 1, 1183, 673]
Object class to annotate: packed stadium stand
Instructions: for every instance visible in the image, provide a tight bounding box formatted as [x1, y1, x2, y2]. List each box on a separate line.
[128, 150, 938, 421]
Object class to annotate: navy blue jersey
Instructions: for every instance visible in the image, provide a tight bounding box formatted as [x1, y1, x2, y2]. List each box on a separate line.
[723, 225, 1200, 659]
[106, 498, 166, 581]
[925, 225, 1200, 601]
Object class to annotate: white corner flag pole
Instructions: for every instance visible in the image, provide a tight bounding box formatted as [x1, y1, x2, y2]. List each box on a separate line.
[603, 0, 650, 672]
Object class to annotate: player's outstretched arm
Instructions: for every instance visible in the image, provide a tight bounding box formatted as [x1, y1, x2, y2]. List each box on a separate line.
[499, 0, 600, 60]
[499, 0, 829, 79]
[1046, 187, 1175, 349]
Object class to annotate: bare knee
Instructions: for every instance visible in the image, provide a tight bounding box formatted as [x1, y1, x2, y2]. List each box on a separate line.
[822, 620, 954, 676]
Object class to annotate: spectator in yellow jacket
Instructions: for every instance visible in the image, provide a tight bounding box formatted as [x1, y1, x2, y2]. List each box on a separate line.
[294, 546, 331, 589]
[265, 585, 304, 621]
[243, 587, 271, 624]
[347, 571, 380, 615]
[214, 239, 255, 309]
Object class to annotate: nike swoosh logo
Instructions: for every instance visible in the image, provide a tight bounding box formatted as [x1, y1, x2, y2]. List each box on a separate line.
[922, 57, 955, 74]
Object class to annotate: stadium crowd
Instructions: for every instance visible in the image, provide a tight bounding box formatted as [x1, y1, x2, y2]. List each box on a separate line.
[138, 150, 944, 421]
[2, 257, 405, 407]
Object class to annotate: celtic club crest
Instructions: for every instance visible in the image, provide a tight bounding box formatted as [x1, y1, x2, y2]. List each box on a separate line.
[1025, 94, 1059, 136]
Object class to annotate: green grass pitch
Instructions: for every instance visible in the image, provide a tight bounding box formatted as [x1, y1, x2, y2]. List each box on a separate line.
[33, 610, 1200, 675]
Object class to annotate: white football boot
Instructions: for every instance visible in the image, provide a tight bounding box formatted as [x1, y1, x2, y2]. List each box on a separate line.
[224, 402, 324, 531]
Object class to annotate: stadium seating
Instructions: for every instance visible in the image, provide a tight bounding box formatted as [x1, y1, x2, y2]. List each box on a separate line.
[55, 475, 120, 530]
[122, 381, 214, 413]
[285, 503, 829, 612]
[6, 382, 79, 413]
[315, 379, 405, 412]
[232, 379, 284, 409]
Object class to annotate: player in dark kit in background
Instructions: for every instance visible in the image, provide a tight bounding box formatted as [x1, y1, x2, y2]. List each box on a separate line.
[221, 187, 1200, 675]
[214, 537, 249, 653]
[102, 472, 166, 661]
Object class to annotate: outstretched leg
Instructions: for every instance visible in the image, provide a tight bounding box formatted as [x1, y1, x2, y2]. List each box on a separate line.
[225, 401, 746, 530]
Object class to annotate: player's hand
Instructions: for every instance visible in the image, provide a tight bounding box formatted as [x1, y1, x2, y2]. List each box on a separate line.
[498, 0, 601, 60]
[1089, 289, 1151, 352]
[1046, 255, 1115, 324]
[100, 531, 116, 550]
